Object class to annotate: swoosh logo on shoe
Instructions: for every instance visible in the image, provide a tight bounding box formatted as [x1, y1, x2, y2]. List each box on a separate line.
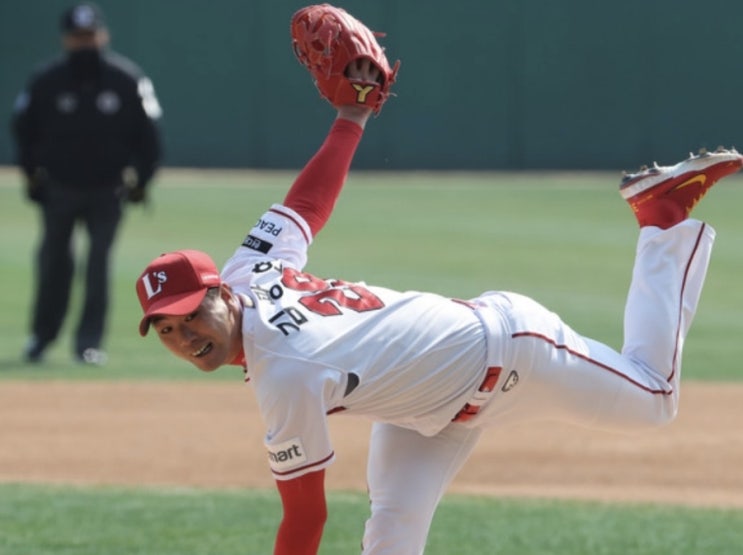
[672, 175, 706, 191]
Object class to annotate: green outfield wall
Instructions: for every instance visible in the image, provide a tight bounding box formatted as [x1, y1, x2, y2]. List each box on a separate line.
[2, 0, 742, 170]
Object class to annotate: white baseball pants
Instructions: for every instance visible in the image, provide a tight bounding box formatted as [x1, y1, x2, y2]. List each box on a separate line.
[362, 219, 715, 554]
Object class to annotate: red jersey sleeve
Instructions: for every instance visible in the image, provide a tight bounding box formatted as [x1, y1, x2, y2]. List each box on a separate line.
[283, 118, 364, 236]
[274, 470, 328, 555]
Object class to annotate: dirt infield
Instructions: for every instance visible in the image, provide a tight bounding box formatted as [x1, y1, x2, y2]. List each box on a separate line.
[1, 380, 741, 508]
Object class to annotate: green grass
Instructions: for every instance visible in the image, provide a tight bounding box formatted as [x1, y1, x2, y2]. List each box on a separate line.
[2, 169, 743, 553]
[2, 168, 742, 380]
[1, 484, 742, 555]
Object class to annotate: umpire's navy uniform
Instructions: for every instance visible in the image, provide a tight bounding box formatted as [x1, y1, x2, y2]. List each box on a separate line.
[11, 3, 162, 363]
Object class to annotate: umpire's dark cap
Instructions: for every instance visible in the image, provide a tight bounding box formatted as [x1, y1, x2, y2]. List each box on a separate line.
[60, 3, 106, 34]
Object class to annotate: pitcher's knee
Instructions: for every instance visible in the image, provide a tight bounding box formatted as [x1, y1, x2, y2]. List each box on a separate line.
[655, 398, 679, 426]
[597, 387, 679, 430]
[626, 396, 679, 429]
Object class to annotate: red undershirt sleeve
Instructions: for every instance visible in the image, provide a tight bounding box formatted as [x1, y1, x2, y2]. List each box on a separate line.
[274, 469, 328, 555]
[283, 118, 364, 237]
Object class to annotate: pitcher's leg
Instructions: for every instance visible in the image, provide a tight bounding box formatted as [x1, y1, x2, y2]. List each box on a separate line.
[622, 220, 715, 397]
[617, 148, 743, 407]
[484, 297, 682, 431]
[362, 422, 481, 555]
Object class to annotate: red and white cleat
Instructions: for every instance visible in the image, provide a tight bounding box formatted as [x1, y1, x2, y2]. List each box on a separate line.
[620, 147, 743, 228]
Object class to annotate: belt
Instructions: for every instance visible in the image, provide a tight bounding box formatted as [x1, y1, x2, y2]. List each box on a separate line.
[452, 366, 502, 423]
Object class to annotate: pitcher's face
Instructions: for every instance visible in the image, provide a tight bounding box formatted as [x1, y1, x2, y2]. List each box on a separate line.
[151, 286, 242, 372]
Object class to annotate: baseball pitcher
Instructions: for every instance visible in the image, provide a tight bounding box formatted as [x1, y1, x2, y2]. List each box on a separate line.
[135, 5, 743, 554]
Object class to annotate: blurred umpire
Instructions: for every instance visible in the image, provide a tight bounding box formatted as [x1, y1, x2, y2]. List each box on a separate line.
[10, 2, 163, 365]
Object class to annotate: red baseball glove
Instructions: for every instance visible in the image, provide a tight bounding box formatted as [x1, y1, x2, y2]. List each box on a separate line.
[290, 4, 400, 113]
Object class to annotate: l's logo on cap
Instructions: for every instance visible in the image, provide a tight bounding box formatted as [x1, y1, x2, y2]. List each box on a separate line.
[141, 271, 167, 299]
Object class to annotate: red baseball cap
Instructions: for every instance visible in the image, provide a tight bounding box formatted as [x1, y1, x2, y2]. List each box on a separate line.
[136, 250, 222, 336]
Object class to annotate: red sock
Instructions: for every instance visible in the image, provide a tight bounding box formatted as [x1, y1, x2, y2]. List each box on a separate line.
[635, 199, 686, 229]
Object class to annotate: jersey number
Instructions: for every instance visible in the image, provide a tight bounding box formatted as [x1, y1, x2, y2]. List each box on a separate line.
[281, 268, 384, 316]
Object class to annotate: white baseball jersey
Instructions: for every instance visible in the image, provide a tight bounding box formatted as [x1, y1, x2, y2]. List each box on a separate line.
[217, 199, 717, 553]
[221, 204, 491, 480]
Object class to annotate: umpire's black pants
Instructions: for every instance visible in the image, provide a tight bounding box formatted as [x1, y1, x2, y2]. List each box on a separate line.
[31, 185, 122, 357]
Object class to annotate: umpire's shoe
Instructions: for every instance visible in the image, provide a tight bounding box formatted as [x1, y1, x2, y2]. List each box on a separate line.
[23, 336, 48, 364]
[620, 147, 743, 228]
[77, 348, 108, 366]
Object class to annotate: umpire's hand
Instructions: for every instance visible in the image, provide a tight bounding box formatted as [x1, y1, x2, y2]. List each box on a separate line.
[25, 168, 48, 204]
[119, 166, 148, 204]
[125, 185, 147, 204]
